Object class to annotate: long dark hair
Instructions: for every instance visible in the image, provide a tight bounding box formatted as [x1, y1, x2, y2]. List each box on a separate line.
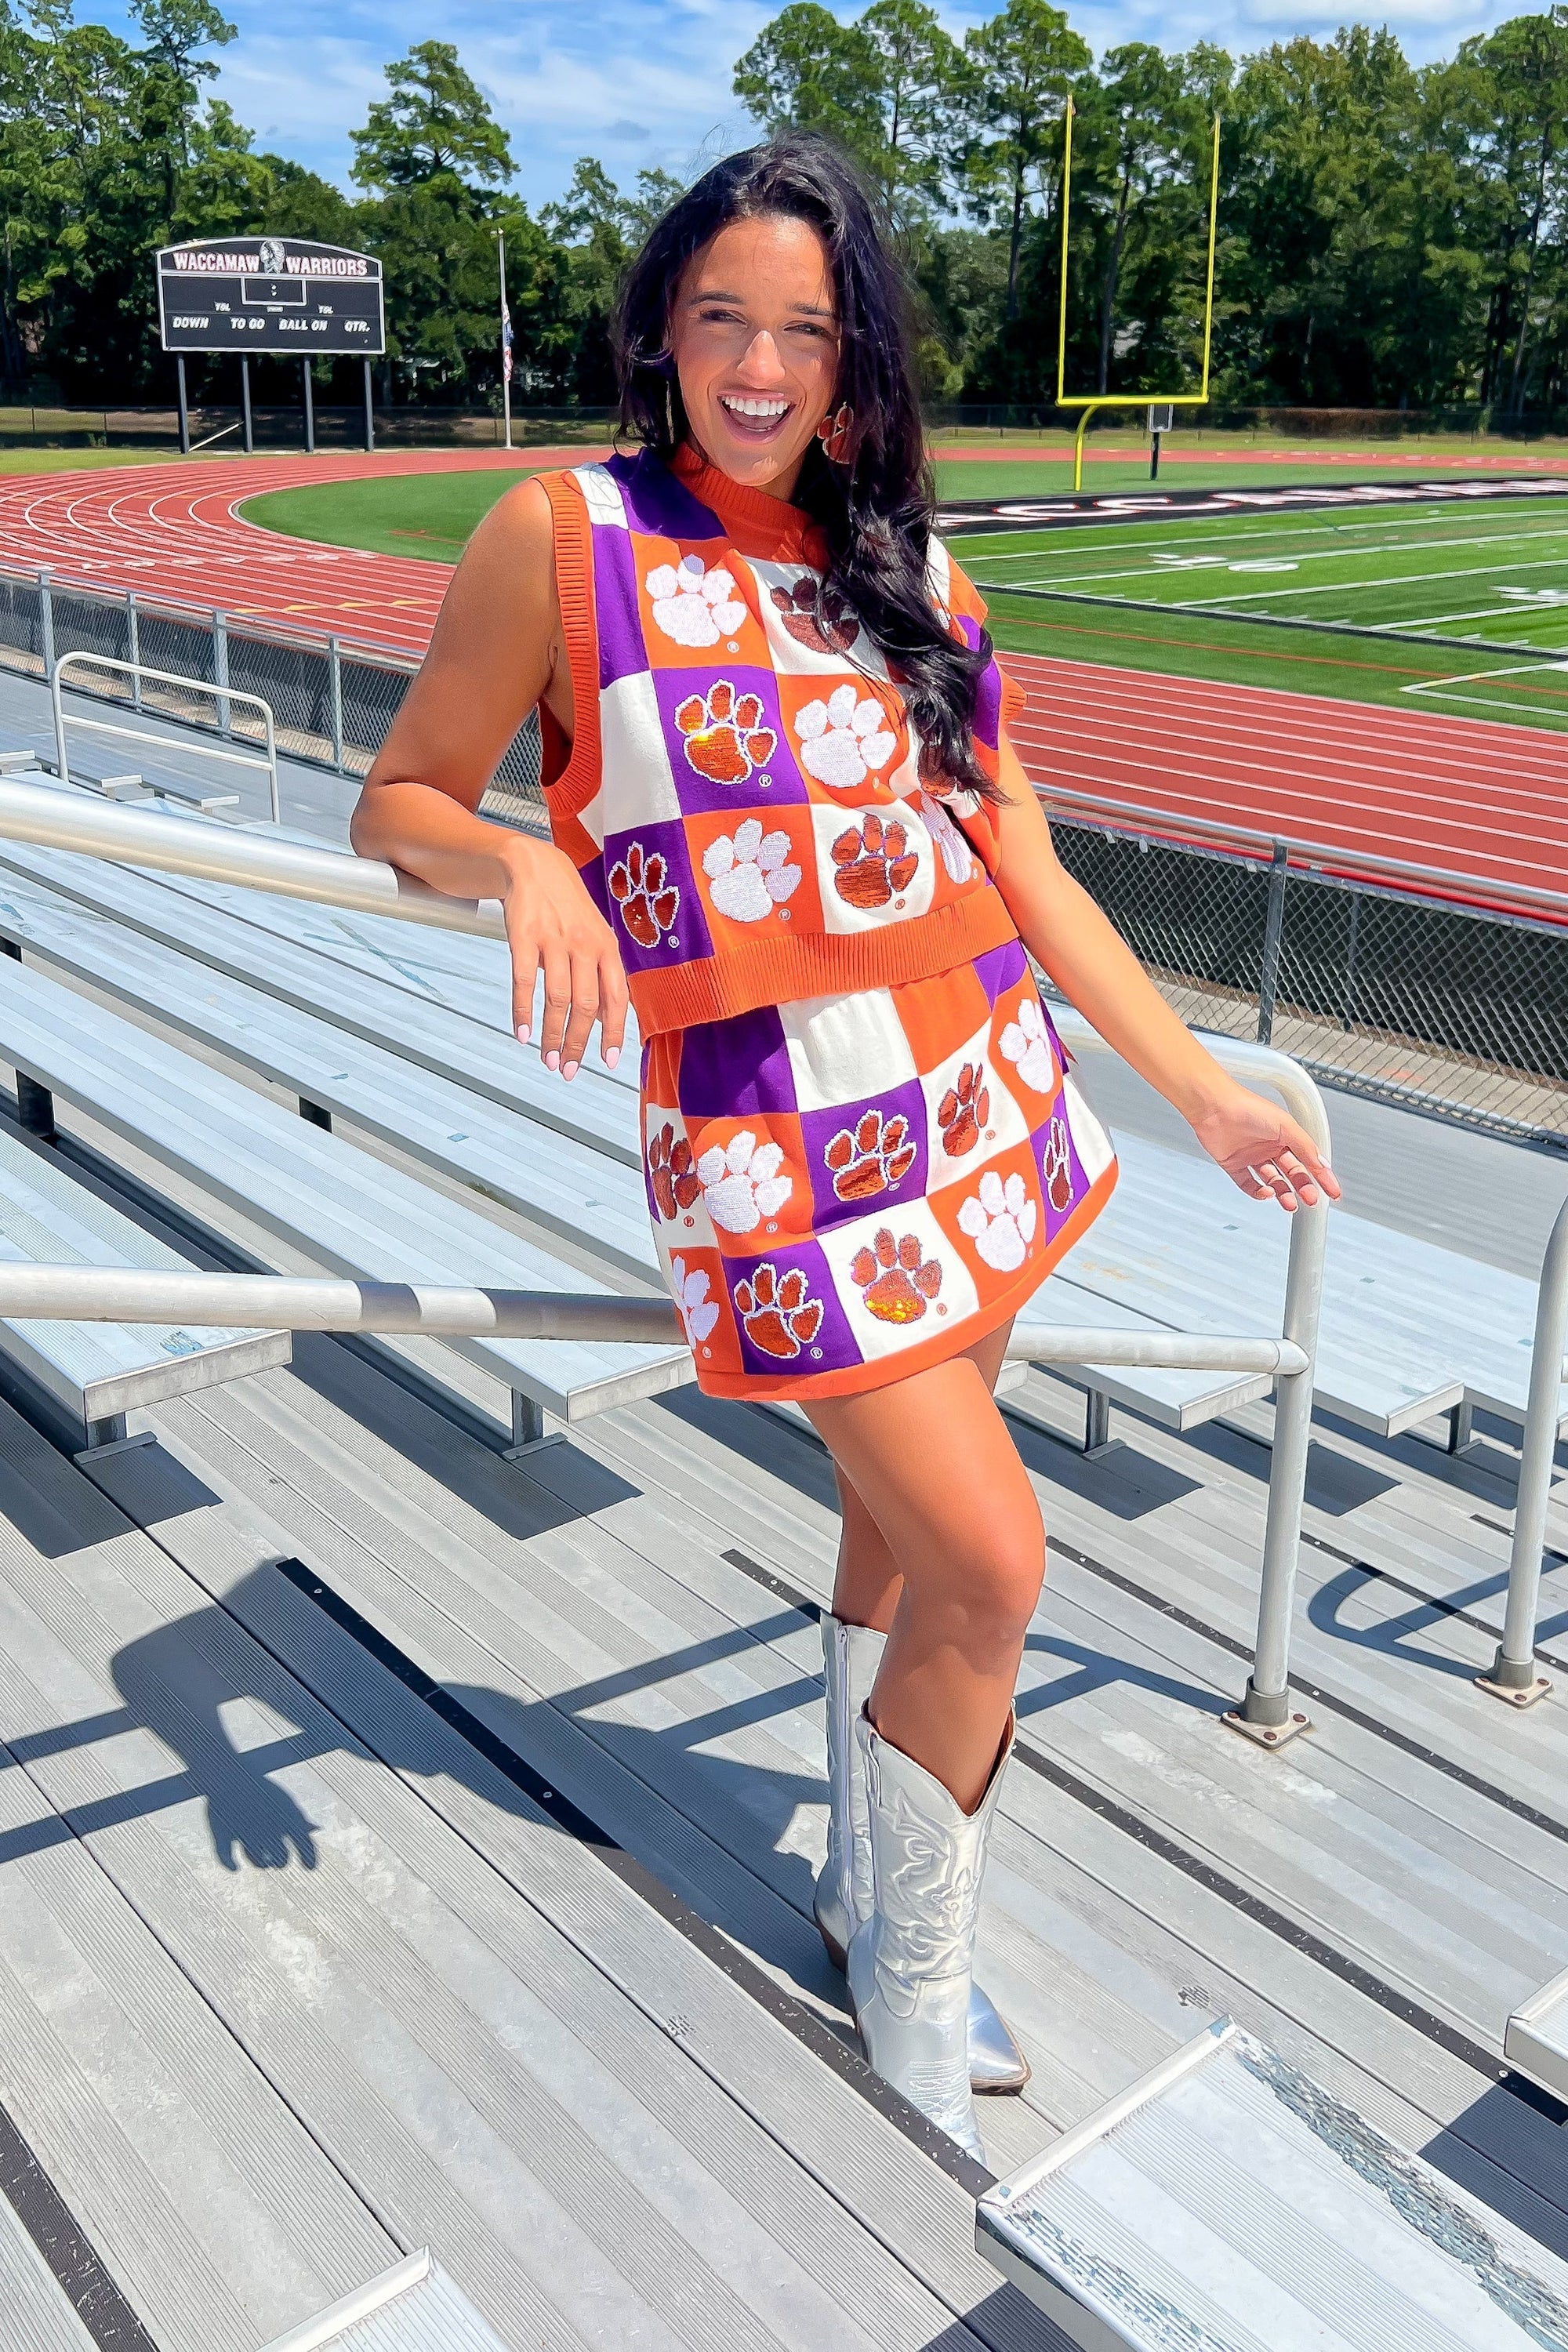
[611, 133, 999, 800]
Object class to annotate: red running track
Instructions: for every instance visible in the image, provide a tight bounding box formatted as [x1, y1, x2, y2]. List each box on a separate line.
[5, 455, 1564, 907]
[0, 451, 592, 652]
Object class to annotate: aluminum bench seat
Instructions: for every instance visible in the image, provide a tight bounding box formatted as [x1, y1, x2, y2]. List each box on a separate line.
[0, 839, 642, 1167]
[260, 2250, 508, 2351]
[1011, 1274, 1277, 1447]
[978, 2016, 1568, 2350]
[0, 1121, 286, 1450]
[1072, 1127, 1559, 1446]
[1504, 1962, 1568, 2102]
[0, 867, 660, 1284]
[0, 958, 689, 1439]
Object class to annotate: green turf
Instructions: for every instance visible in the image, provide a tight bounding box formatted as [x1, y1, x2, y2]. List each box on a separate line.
[960, 493, 1568, 730]
[241, 466, 546, 561]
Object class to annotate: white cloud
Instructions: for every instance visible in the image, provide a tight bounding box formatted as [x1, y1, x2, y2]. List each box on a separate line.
[90, 0, 1546, 208]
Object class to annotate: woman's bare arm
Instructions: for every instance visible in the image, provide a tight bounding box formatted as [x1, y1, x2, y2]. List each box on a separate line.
[350, 480, 627, 1076]
[989, 743, 1339, 1210]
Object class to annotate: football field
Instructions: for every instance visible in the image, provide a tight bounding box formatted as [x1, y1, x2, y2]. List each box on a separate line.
[960, 492, 1568, 729]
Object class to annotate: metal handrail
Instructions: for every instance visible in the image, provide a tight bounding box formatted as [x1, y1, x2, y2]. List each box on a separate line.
[52, 649, 281, 825]
[1488, 1197, 1568, 1703]
[0, 777, 1330, 1744]
[0, 1263, 1309, 1377]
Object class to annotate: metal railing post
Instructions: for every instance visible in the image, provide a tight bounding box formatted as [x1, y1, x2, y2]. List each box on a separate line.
[329, 635, 345, 774]
[36, 567, 53, 681]
[212, 609, 230, 738]
[1257, 842, 1288, 1047]
[49, 655, 69, 786]
[1485, 1198, 1568, 1709]
[125, 591, 141, 713]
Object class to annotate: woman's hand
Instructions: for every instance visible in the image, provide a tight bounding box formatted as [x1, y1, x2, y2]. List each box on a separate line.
[1189, 1080, 1341, 1213]
[499, 837, 629, 1079]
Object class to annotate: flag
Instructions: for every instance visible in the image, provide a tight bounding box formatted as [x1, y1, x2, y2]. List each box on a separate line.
[502, 302, 514, 385]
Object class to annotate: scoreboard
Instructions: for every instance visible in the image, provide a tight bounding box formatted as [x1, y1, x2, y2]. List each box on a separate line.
[157, 238, 384, 357]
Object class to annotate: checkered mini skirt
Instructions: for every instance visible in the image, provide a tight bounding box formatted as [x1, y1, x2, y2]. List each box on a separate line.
[640, 939, 1117, 1400]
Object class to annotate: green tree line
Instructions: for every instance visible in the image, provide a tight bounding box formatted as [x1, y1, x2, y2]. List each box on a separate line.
[4, 0, 1568, 415]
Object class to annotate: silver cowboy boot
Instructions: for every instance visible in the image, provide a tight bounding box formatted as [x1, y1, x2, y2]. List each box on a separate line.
[814, 1614, 1029, 2093]
[847, 1708, 1014, 2164]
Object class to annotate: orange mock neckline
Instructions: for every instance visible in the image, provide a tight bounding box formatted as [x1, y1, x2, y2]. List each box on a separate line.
[670, 441, 826, 564]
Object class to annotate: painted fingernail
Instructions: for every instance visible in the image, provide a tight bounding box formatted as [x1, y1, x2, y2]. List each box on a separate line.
[516, 1023, 530, 1045]
[604, 1044, 620, 1069]
[545, 1049, 560, 1072]
[562, 1061, 579, 1081]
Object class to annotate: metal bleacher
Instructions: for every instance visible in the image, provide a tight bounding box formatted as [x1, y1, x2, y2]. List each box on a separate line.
[1, 748, 1568, 2348]
[0, 819, 1553, 1467]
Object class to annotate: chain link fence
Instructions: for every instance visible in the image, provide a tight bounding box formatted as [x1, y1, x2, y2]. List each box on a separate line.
[0, 564, 543, 825]
[0, 561, 1559, 1142]
[1049, 812, 1568, 1148]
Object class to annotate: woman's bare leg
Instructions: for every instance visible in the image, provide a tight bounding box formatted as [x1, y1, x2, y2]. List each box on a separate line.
[807, 1319, 1041, 1815]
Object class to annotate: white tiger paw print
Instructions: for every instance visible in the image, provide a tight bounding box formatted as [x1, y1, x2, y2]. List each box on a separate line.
[695, 1131, 793, 1233]
[670, 1255, 721, 1346]
[920, 790, 974, 884]
[957, 1168, 1037, 1272]
[796, 682, 898, 789]
[702, 818, 801, 921]
[999, 996, 1057, 1093]
[646, 554, 746, 648]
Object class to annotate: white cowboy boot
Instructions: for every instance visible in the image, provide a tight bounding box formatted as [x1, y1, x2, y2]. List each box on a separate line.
[846, 1708, 1014, 2165]
[814, 1615, 1029, 2093]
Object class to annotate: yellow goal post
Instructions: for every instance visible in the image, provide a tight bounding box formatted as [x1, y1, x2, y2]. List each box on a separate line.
[1055, 98, 1221, 491]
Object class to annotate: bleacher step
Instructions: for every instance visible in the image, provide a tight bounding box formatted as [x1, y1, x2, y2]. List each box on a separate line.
[978, 2016, 1568, 2350]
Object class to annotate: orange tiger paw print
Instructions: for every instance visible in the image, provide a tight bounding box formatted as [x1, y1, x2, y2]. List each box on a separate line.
[823, 1109, 916, 1203]
[648, 1123, 702, 1221]
[735, 1263, 825, 1358]
[674, 681, 778, 785]
[849, 1229, 943, 1324]
[608, 843, 678, 949]
[830, 814, 919, 910]
[937, 1062, 990, 1157]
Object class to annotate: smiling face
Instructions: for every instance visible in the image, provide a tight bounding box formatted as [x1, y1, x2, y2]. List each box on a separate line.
[669, 213, 841, 501]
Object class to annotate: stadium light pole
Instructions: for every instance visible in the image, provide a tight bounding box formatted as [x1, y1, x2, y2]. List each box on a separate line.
[497, 228, 514, 452]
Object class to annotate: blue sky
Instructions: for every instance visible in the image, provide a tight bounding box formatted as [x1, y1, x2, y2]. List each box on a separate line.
[103, 0, 1537, 211]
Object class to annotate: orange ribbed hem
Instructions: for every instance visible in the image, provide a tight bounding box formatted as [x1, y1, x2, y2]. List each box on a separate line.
[693, 1156, 1120, 1399]
[629, 887, 1020, 1036]
[538, 470, 603, 826]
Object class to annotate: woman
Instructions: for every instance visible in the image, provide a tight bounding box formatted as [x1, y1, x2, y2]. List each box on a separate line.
[351, 134, 1337, 2161]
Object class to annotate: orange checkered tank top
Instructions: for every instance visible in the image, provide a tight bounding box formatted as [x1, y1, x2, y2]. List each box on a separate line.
[536, 444, 1026, 1036]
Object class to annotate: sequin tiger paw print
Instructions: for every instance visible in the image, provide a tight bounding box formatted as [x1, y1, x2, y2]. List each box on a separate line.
[608, 844, 678, 949]
[736, 1263, 824, 1358]
[771, 578, 858, 653]
[937, 1062, 989, 1157]
[850, 1229, 942, 1324]
[824, 1109, 916, 1203]
[1042, 1117, 1075, 1212]
[958, 1169, 1037, 1272]
[797, 684, 897, 790]
[675, 681, 777, 786]
[646, 555, 745, 648]
[830, 814, 919, 910]
[648, 1123, 702, 1221]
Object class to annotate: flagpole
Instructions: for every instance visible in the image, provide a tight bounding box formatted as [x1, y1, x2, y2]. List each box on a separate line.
[497, 229, 514, 452]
